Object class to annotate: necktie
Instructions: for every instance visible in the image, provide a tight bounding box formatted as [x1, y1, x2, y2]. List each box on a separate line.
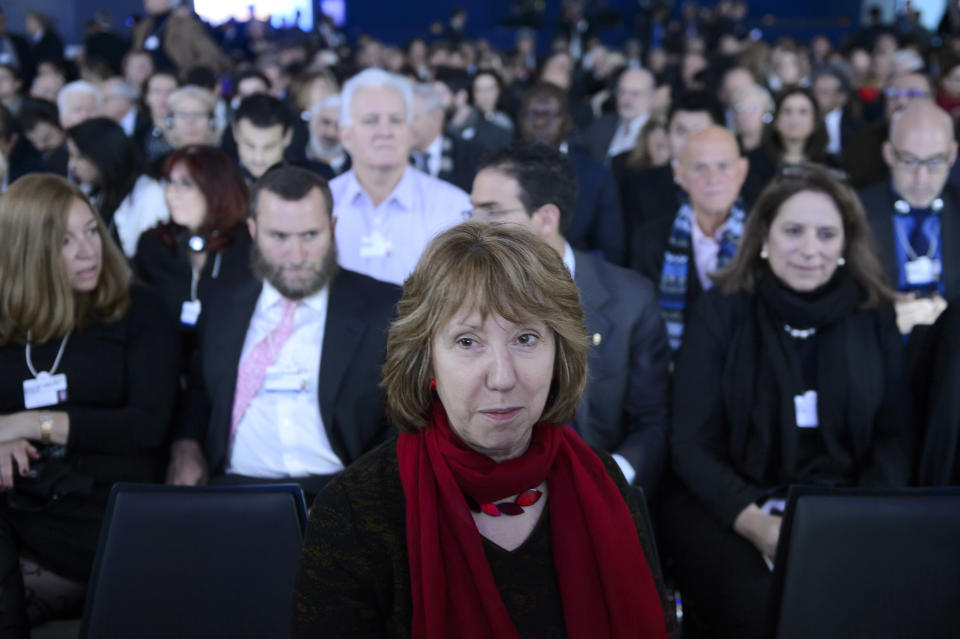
[910, 210, 933, 256]
[230, 298, 298, 443]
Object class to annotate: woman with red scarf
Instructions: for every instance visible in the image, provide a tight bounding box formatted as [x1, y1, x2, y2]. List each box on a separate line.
[292, 221, 673, 638]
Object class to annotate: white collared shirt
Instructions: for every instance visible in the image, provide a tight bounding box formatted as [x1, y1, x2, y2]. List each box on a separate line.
[824, 108, 843, 155]
[120, 107, 137, 137]
[425, 135, 444, 177]
[606, 113, 649, 158]
[331, 167, 470, 285]
[228, 281, 344, 478]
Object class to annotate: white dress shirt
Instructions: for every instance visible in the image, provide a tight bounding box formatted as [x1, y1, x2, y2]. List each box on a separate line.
[424, 135, 444, 178]
[606, 114, 649, 158]
[228, 282, 344, 478]
[120, 107, 138, 137]
[331, 167, 469, 285]
[824, 108, 843, 155]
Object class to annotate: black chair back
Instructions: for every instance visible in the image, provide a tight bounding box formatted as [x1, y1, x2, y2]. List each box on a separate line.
[80, 483, 308, 639]
[772, 486, 960, 639]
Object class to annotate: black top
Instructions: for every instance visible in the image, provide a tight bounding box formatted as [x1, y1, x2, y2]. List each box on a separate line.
[0, 286, 179, 486]
[671, 288, 913, 527]
[292, 438, 675, 638]
[134, 224, 253, 372]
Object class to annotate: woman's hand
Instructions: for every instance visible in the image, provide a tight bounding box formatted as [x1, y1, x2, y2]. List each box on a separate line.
[0, 439, 39, 490]
[733, 503, 783, 560]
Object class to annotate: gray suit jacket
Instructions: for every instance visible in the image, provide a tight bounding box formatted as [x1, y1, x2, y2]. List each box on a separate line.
[573, 249, 670, 500]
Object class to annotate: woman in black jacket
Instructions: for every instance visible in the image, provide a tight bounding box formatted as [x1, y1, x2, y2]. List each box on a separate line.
[0, 175, 178, 636]
[661, 164, 914, 638]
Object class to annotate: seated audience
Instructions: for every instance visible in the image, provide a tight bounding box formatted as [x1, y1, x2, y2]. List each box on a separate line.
[230, 94, 298, 183]
[469, 142, 670, 501]
[0, 64, 22, 114]
[0, 104, 46, 187]
[100, 76, 146, 138]
[0, 174, 178, 636]
[131, 0, 230, 74]
[754, 86, 829, 180]
[470, 69, 513, 134]
[293, 220, 673, 638]
[134, 145, 251, 365]
[581, 68, 655, 163]
[167, 167, 400, 499]
[410, 82, 481, 192]
[331, 68, 468, 285]
[306, 94, 349, 176]
[662, 164, 914, 638]
[632, 126, 749, 350]
[860, 100, 957, 334]
[811, 66, 862, 164]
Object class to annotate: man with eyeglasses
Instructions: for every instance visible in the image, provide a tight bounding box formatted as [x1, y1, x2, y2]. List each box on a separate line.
[580, 68, 655, 163]
[844, 70, 933, 188]
[860, 99, 957, 334]
[518, 82, 625, 265]
[468, 141, 669, 504]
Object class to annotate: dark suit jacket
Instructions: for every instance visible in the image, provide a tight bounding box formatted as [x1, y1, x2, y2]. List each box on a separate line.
[860, 181, 960, 301]
[180, 269, 401, 475]
[568, 151, 626, 266]
[843, 119, 889, 189]
[573, 250, 669, 500]
[580, 113, 619, 163]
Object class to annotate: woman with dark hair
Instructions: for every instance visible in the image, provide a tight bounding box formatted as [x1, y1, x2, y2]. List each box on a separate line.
[763, 86, 830, 166]
[0, 174, 177, 635]
[66, 117, 168, 257]
[471, 69, 514, 134]
[660, 164, 914, 637]
[134, 145, 251, 367]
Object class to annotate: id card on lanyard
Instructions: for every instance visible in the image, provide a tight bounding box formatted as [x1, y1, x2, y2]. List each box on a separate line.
[22, 328, 71, 409]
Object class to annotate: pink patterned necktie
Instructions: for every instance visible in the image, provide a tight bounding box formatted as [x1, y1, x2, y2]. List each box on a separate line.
[230, 298, 298, 444]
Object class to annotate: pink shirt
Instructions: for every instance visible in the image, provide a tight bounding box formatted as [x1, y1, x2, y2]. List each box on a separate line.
[690, 217, 728, 291]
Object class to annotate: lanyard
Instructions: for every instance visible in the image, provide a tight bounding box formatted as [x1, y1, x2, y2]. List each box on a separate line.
[893, 215, 939, 261]
[25, 328, 73, 378]
[189, 253, 222, 301]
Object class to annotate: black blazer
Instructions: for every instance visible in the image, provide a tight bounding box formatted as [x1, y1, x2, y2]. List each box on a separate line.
[631, 210, 705, 312]
[568, 151, 626, 266]
[860, 181, 960, 301]
[179, 269, 401, 475]
[842, 119, 889, 189]
[573, 250, 670, 500]
[579, 113, 619, 163]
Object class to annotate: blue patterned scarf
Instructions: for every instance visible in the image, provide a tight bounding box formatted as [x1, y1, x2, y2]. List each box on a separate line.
[659, 202, 746, 350]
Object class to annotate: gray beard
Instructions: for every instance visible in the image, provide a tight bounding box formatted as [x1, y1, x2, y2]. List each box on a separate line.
[250, 240, 340, 300]
[308, 138, 344, 163]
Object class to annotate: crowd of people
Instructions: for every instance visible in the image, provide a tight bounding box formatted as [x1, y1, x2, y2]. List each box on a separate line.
[0, 0, 958, 636]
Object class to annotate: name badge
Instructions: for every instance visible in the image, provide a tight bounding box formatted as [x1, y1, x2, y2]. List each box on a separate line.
[904, 256, 940, 286]
[263, 366, 308, 393]
[23, 372, 68, 409]
[144, 35, 160, 51]
[794, 390, 819, 428]
[359, 231, 392, 258]
[180, 300, 202, 326]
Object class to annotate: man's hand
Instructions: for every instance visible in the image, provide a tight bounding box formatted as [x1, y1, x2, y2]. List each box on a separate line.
[734, 503, 783, 561]
[165, 438, 209, 486]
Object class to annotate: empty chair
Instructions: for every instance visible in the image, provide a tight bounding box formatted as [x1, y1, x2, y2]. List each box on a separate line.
[772, 486, 960, 639]
[81, 483, 307, 639]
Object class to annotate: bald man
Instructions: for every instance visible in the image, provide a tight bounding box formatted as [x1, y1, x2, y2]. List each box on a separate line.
[632, 126, 749, 350]
[860, 99, 958, 334]
[581, 68, 654, 162]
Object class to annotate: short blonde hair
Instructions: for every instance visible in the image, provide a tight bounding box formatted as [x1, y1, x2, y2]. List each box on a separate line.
[0, 174, 130, 345]
[382, 221, 588, 433]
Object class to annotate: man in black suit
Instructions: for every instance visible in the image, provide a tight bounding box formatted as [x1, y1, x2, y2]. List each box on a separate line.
[167, 167, 400, 495]
[518, 82, 626, 266]
[469, 142, 670, 502]
[811, 65, 862, 165]
[860, 99, 957, 335]
[632, 126, 749, 352]
[619, 90, 729, 264]
[580, 68, 655, 163]
[410, 82, 479, 192]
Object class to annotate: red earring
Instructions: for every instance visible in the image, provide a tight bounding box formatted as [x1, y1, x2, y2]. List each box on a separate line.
[430, 379, 436, 390]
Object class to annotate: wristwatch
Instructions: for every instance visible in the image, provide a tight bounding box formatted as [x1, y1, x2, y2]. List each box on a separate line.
[39, 411, 52, 444]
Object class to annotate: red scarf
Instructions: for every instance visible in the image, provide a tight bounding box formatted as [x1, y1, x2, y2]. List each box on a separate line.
[397, 402, 668, 639]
